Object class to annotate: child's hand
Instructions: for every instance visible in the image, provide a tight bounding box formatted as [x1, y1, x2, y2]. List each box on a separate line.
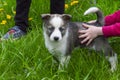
[78, 23, 103, 46]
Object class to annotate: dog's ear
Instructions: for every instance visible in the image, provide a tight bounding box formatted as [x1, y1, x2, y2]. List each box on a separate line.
[41, 14, 51, 21]
[62, 14, 72, 21]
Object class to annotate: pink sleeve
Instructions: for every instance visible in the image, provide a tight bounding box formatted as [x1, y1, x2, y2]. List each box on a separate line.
[104, 10, 120, 26]
[102, 23, 120, 37]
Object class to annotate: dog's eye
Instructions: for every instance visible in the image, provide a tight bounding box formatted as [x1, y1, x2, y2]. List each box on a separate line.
[48, 27, 54, 31]
[59, 27, 65, 32]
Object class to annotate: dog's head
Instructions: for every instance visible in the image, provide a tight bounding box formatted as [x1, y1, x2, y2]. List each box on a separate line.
[41, 14, 71, 42]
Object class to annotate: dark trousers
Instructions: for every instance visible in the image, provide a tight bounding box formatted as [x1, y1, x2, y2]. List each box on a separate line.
[15, 0, 65, 32]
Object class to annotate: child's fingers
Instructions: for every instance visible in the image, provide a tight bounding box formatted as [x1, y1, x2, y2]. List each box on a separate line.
[79, 33, 87, 38]
[81, 36, 89, 44]
[82, 23, 94, 29]
[78, 30, 86, 34]
[86, 39, 92, 46]
[82, 23, 90, 29]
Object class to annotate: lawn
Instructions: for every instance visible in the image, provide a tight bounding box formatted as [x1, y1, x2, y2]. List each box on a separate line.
[0, 0, 120, 80]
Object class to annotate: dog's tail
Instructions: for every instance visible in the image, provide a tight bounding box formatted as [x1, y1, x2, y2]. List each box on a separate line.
[84, 7, 104, 26]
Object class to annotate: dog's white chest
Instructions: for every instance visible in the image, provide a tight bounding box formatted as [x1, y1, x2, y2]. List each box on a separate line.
[44, 32, 68, 58]
[47, 41, 67, 55]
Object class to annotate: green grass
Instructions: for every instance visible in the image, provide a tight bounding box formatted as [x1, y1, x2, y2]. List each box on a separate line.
[0, 0, 120, 80]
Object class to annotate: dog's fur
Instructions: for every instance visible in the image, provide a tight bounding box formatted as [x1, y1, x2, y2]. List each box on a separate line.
[41, 7, 117, 72]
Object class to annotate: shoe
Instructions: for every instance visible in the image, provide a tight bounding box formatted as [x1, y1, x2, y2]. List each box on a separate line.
[2, 26, 27, 40]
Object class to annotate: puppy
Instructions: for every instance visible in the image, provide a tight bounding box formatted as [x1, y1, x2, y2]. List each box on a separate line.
[41, 7, 117, 72]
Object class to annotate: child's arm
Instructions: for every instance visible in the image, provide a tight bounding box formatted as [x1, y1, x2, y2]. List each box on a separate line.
[105, 10, 120, 26]
[103, 23, 120, 37]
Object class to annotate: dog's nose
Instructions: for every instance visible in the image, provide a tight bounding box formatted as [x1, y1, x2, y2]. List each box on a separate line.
[54, 37, 59, 41]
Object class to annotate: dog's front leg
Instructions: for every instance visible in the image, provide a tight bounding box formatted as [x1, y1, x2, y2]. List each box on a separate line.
[106, 53, 118, 72]
[52, 57, 58, 68]
[58, 55, 71, 70]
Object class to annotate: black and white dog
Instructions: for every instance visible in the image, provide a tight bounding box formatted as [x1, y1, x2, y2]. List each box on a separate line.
[41, 7, 117, 72]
